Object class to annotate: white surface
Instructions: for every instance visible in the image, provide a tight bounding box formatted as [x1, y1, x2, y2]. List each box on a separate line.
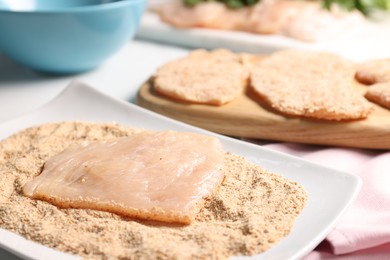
[136, 12, 390, 62]
[0, 81, 361, 260]
[0, 40, 188, 123]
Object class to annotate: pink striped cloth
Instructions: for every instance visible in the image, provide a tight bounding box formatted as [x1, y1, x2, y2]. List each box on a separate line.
[247, 140, 390, 259]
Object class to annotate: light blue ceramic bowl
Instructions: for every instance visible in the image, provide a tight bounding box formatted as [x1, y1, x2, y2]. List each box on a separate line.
[0, 0, 146, 74]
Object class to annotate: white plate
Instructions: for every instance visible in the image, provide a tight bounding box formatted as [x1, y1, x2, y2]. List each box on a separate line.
[136, 12, 390, 61]
[0, 81, 361, 260]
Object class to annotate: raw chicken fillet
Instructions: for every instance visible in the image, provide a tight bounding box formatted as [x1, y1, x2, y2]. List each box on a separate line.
[23, 131, 224, 224]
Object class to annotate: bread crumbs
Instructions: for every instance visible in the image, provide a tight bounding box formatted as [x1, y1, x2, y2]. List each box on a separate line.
[0, 122, 307, 259]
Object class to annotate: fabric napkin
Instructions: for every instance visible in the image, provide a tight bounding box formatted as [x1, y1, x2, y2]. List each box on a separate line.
[245, 140, 390, 259]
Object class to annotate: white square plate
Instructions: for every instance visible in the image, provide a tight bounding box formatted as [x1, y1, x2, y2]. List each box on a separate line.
[136, 12, 390, 61]
[0, 81, 361, 260]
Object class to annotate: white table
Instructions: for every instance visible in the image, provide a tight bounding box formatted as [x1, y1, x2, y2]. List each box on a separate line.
[0, 40, 188, 123]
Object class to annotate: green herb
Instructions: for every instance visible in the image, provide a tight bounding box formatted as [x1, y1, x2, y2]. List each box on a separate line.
[183, 0, 259, 8]
[183, 0, 390, 16]
[323, 0, 390, 15]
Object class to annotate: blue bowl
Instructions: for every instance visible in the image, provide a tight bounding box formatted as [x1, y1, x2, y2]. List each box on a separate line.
[0, 0, 146, 74]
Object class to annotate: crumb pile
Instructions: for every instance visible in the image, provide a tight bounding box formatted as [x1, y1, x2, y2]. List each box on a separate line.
[0, 122, 307, 259]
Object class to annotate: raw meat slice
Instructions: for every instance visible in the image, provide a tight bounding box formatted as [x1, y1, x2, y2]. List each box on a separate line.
[246, 0, 313, 35]
[155, 0, 249, 30]
[154, 0, 364, 42]
[23, 131, 224, 224]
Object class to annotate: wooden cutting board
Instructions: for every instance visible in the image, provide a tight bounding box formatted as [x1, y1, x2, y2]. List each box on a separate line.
[137, 79, 390, 150]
